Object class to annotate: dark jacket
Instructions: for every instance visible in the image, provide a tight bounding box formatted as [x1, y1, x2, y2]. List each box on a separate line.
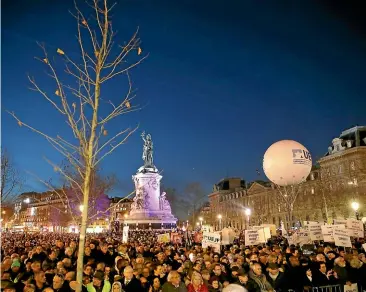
[162, 282, 188, 292]
[265, 271, 285, 291]
[119, 276, 142, 292]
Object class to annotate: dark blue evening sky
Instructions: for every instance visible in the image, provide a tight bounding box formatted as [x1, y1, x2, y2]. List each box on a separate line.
[2, 0, 366, 199]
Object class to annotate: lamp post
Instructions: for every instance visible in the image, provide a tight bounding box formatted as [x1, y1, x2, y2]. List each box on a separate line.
[351, 201, 360, 220]
[217, 214, 222, 231]
[199, 217, 203, 228]
[245, 208, 251, 229]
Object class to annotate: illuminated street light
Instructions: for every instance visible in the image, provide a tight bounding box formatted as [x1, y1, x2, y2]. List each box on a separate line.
[245, 208, 251, 229]
[124, 214, 128, 218]
[351, 201, 360, 211]
[24, 198, 30, 203]
[217, 214, 222, 230]
[199, 217, 203, 226]
[196, 222, 200, 226]
[351, 201, 360, 220]
[79, 205, 84, 212]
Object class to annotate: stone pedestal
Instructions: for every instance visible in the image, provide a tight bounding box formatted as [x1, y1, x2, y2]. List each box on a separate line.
[124, 166, 177, 230]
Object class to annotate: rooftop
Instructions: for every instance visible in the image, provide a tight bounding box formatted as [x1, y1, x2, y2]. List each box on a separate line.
[324, 125, 366, 157]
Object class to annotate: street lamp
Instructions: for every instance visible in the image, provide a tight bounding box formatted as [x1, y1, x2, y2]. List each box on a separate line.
[199, 217, 203, 227]
[245, 208, 251, 229]
[79, 205, 84, 212]
[24, 198, 30, 204]
[217, 214, 222, 230]
[351, 201, 360, 220]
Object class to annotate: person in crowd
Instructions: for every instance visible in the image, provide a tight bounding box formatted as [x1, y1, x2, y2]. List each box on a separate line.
[162, 270, 188, 292]
[187, 272, 209, 292]
[1, 229, 365, 292]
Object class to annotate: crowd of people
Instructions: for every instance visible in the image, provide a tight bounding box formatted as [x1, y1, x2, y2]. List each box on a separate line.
[1, 230, 365, 292]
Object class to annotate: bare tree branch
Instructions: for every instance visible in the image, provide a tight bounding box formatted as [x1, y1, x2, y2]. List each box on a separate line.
[1, 149, 23, 205]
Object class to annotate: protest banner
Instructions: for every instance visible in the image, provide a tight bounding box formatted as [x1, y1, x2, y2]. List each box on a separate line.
[260, 224, 277, 236]
[202, 225, 214, 233]
[308, 223, 323, 241]
[333, 225, 352, 248]
[221, 228, 236, 245]
[122, 226, 129, 243]
[346, 219, 364, 238]
[157, 233, 170, 243]
[287, 232, 299, 246]
[321, 225, 335, 242]
[245, 229, 266, 245]
[333, 219, 347, 226]
[303, 221, 320, 229]
[170, 232, 182, 244]
[194, 232, 203, 243]
[260, 227, 271, 241]
[297, 230, 311, 246]
[202, 232, 221, 252]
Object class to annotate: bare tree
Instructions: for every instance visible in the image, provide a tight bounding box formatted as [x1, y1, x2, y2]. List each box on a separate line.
[1, 149, 22, 206]
[274, 183, 304, 229]
[184, 182, 207, 224]
[7, 0, 147, 290]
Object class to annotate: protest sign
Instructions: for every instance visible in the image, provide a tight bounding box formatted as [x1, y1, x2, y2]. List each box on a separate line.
[321, 225, 335, 242]
[261, 224, 277, 236]
[122, 226, 129, 243]
[157, 233, 170, 243]
[333, 225, 352, 247]
[202, 225, 214, 233]
[346, 219, 364, 238]
[170, 232, 182, 244]
[333, 219, 347, 226]
[202, 232, 221, 252]
[245, 229, 266, 245]
[287, 232, 299, 246]
[221, 228, 236, 245]
[308, 223, 323, 241]
[297, 230, 311, 246]
[194, 232, 203, 243]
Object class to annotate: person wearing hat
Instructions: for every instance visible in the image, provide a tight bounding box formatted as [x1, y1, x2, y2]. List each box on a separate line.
[10, 259, 21, 282]
[86, 271, 111, 292]
[265, 263, 284, 291]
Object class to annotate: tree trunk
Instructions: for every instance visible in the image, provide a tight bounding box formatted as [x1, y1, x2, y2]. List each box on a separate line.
[75, 74, 101, 292]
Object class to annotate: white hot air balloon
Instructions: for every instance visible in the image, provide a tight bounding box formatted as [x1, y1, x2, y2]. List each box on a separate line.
[263, 140, 312, 186]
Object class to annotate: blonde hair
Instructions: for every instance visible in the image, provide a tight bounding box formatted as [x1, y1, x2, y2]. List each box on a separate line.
[191, 272, 203, 285]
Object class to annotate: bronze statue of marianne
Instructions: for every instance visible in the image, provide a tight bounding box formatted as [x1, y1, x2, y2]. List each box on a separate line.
[141, 131, 154, 167]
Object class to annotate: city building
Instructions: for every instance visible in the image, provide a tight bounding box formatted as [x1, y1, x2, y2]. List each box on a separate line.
[12, 190, 112, 233]
[13, 191, 69, 232]
[207, 126, 366, 230]
[110, 197, 133, 221]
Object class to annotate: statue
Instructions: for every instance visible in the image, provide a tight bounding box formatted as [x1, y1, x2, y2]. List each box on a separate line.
[132, 188, 144, 210]
[141, 131, 154, 167]
[159, 192, 171, 212]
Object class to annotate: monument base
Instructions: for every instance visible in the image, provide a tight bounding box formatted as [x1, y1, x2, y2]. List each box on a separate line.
[126, 166, 177, 230]
[123, 218, 177, 230]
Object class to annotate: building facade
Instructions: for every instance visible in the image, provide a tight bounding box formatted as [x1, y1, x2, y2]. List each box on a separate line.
[208, 126, 366, 230]
[110, 197, 133, 221]
[12, 190, 113, 233]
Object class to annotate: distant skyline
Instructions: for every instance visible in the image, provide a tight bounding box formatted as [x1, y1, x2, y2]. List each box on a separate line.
[2, 0, 366, 199]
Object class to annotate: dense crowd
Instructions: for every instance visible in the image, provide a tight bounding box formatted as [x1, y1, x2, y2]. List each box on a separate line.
[1, 231, 366, 292]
